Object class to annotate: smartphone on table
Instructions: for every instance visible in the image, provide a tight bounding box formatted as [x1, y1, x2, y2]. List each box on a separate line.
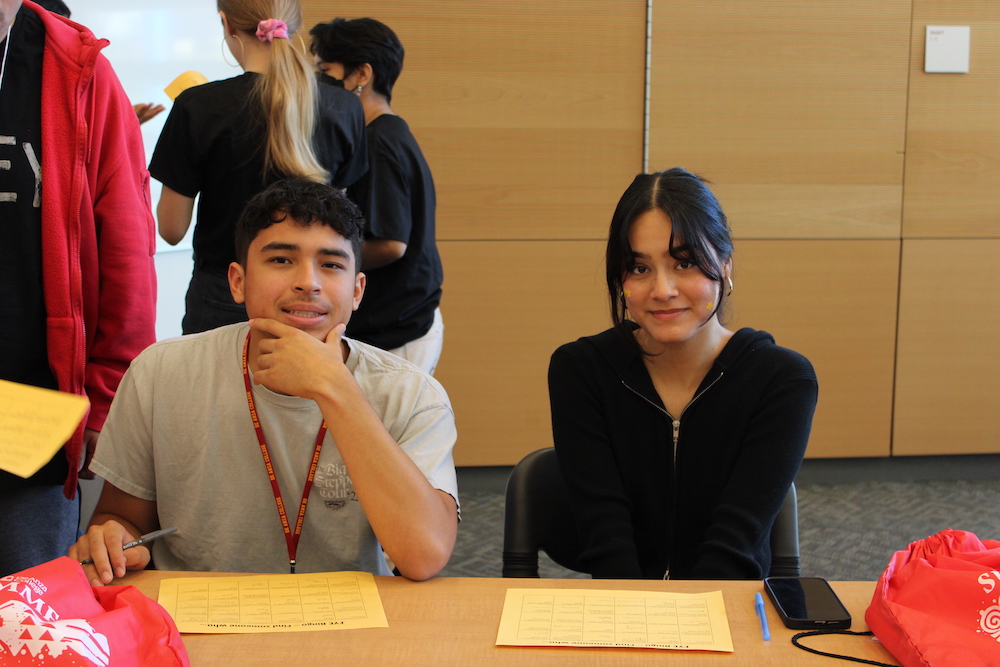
[763, 576, 852, 630]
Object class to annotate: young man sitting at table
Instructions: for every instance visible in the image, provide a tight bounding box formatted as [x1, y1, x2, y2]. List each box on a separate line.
[69, 178, 459, 584]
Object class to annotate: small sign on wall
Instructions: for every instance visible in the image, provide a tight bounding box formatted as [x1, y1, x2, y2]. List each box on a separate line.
[925, 26, 970, 73]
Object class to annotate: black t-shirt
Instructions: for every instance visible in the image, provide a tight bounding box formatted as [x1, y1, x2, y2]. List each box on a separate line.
[0, 7, 67, 488]
[0, 7, 51, 388]
[149, 72, 367, 275]
[345, 114, 442, 350]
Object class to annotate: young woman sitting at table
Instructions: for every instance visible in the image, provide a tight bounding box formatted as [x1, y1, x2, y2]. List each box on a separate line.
[548, 168, 818, 580]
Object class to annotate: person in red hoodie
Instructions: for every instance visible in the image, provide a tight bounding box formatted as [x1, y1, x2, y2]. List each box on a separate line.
[0, 0, 157, 576]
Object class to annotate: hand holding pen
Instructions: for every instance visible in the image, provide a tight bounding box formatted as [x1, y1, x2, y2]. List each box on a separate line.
[70, 524, 177, 586]
[80, 527, 177, 565]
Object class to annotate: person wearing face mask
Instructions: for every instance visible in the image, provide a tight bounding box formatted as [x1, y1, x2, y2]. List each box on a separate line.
[310, 17, 443, 375]
[548, 168, 818, 580]
[150, 0, 367, 335]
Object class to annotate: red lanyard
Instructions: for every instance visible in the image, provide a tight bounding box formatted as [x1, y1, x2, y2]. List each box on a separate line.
[242, 333, 326, 574]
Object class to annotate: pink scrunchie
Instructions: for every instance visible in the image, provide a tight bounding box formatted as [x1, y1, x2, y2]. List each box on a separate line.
[256, 19, 289, 43]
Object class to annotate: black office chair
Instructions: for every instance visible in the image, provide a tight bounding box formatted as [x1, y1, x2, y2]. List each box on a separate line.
[501, 447, 800, 578]
[501, 447, 584, 577]
[768, 482, 801, 577]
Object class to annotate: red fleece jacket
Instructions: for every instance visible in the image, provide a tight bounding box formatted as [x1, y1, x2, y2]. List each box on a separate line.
[26, 1, 157, 497]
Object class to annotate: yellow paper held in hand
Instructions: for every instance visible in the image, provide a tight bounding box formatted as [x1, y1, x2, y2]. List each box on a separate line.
[164, 71, 209, 101]
[0, 379, 89, 478]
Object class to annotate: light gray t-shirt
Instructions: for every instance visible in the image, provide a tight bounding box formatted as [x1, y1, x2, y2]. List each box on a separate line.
[91, 323, 458, 575]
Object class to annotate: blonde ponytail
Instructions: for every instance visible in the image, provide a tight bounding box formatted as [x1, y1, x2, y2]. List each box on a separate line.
[218, 0, 328, 183]
[256, 38, 328, 182]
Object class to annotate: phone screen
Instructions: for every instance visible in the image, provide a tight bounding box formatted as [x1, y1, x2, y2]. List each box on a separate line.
[764, 577, 851, 627]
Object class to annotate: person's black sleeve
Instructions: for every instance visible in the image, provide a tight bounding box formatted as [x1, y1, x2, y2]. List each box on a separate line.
[690, 353, 818, 579]
[548, 344, 644, 579]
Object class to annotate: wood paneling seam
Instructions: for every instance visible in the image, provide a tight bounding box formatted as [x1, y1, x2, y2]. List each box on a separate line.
[644, 0, 652, 172]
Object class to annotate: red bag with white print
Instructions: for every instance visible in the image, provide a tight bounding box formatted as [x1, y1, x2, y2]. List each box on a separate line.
[865, 529, 1000, 667]
[0, 556, 188, 666]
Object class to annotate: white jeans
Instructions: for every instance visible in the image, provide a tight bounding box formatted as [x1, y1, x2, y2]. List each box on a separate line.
[387, 308, 444, 375]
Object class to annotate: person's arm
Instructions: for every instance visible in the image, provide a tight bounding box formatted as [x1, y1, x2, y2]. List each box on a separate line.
[157, 185, 196, 245]
[360, 238, 407, 270]
[689, 354, 818, 579]
[353, 124, 414, 271]
[327, 88, 369, 188]
[72, 344, 160, 586]
[78, 428, 100, 480]
[548, 344, 645, 579]
[249, 318, 457, 580]
[81, 57, 158, 437]
[148, 89, 202, 244]
[68, 483, 159, 586]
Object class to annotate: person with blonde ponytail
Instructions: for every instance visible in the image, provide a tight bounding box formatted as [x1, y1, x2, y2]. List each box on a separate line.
[150, 0, 367, 334]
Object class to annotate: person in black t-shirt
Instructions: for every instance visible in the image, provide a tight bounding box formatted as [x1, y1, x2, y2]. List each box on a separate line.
[150, 0, 367, 335]
[310, 17, 444, 375]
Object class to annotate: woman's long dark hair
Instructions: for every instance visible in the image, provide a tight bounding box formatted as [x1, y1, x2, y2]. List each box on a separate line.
[606, 168, 734, 351]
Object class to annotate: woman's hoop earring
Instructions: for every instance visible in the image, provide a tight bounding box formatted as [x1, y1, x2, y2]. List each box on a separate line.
[221, 35, 244, 68]
[726, 276, 734, 297]
[623, 290, 636, 321]
[221, 38, 238, 67]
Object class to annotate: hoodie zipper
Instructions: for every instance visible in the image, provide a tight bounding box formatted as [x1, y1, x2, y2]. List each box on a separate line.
[621, 371, 725, 579]
[65, 32, 104, 490]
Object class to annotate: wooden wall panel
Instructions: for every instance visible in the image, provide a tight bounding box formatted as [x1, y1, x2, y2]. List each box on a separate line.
[301, 1, 646, 241]
[729, 240, 899, 458]
[894, 240, 1000, 455]
[903, 3, 1000, 238]
[294, 1, 1000, 462]
[648, 2, 910, 240]
[416, 128, 639, 241]
[298, 1, 646, 466]
[434, 241, 608, 466]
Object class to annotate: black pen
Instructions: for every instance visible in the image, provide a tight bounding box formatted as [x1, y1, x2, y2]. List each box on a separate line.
[80, 527, 178, 566]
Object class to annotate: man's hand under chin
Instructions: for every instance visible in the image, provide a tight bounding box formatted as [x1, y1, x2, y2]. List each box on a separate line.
[248, 318, 354, 401]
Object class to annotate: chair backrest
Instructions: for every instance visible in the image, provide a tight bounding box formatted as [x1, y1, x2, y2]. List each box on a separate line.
[501, 447, 584, 577]
[501, 447, 801, 578]
[769, 481, 801, 577]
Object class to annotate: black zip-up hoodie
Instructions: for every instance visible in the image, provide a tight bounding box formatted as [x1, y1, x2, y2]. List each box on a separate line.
[548, 324, 818, 579]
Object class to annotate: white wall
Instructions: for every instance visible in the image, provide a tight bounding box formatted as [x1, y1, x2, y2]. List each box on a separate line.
[70, 0, 239, 341]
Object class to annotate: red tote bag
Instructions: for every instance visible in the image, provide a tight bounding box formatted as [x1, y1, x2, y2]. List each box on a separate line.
[866, 529, 1000, 667]
[0, 556, 189, 666]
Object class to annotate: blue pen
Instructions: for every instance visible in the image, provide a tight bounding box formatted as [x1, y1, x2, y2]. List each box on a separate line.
[755, 592, 771, 641]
